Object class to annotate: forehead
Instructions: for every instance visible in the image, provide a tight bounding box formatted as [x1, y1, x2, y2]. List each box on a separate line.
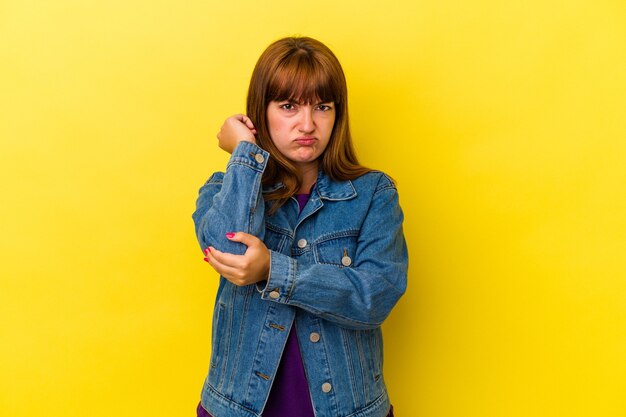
[267, 59, 339, 104]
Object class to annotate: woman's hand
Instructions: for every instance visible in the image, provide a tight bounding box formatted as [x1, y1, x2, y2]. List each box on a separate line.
[216, 114, 258, 154]
[203, 232, 270, 286]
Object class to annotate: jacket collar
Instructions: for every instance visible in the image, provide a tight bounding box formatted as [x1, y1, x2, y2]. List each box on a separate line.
[314, 169, 357, 201]
[262, 170, 357, 201]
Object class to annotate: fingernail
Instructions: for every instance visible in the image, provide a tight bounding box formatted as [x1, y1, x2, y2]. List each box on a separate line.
[203, 258, 209, 263]
[204, 248, 209, 255]
[226, 233, 235, 238]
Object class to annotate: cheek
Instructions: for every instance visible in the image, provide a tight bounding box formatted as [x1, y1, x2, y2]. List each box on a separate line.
[323, 117, 336, 137]
[267, 117, 288, 136]
[268, 123, 292, 151]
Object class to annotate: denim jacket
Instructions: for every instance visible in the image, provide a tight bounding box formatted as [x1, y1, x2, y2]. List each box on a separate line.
[192, 141, 408, 417]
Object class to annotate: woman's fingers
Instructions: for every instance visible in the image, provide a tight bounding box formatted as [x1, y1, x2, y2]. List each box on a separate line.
[215, 114, 257, 154]
[206, 246, 244, 268]
[202, 232, 270, 286]
[204, 247, 247, 285]
[241, 115, 256, 133]
[225, 232, 259, 247]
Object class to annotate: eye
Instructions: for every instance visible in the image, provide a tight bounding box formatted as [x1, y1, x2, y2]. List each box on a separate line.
[315, 103, 333, 112]
[279, 102, 297, 111]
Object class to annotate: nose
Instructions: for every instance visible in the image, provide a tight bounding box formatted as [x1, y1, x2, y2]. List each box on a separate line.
[298, 106, 314, 133]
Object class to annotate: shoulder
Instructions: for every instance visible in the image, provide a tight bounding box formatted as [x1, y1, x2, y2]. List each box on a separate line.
[348, 171, 403, 223]
[350, 170, 397, 194]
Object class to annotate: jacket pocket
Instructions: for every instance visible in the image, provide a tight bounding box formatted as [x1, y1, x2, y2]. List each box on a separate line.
[340, 327, 385, 407]
[314, 230, 359, 267]
[209, 283, 234, 390]
[358, 328, 385, 403]
[210, 300, 226, 370]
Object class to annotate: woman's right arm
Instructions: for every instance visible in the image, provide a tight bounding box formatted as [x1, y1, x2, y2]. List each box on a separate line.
[192, 141, 268, 255]
[192, 116, 267, 256]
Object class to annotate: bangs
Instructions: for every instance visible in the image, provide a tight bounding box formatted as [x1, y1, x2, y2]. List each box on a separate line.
[266, 53, 343, 105]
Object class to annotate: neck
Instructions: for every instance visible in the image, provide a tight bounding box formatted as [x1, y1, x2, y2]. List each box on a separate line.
[296, 161, 319, 194]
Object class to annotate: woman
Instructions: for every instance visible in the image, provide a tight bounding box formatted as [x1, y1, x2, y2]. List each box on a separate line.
[192, 36, 407, 417]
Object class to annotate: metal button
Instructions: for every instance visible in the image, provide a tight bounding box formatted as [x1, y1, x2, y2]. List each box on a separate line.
[269, 290, 280, 299]
[254, 153, 265, 164]
[341, 256, 352, 266]
[321, 382, 332, 393]
[309, 332, 320, 343]
[297, 239, 308, 248]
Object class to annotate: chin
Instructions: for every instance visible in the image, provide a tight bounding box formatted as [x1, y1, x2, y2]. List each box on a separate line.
[290, 152, 319, 163]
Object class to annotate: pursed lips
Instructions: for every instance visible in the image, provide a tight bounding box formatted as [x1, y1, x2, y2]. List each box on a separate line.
[294, 137, 317, 145]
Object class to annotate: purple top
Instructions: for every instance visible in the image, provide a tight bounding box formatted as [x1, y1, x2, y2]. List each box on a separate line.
[260, 193, 315, 416]
[197, 193, 393, 417]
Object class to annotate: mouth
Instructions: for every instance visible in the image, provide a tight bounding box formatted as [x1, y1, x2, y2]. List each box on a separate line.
[294, 137, 317, 146]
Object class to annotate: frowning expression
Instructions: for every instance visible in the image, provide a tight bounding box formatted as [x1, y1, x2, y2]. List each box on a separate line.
[266, 100, 335, 169]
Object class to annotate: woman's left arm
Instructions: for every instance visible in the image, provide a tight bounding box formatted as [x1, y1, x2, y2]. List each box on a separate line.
[259, 176, 408, 330]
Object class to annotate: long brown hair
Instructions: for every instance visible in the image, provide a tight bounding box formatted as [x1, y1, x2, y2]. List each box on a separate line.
[246, 36, 370, 213]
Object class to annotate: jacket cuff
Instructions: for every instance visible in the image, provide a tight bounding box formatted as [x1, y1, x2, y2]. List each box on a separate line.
[227, 141, 270, 173]
[259, 250, 296, 303]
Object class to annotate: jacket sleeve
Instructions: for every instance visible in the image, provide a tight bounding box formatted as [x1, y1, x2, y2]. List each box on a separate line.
[192, 141, 269, 255]
[258, 176, 408, 330]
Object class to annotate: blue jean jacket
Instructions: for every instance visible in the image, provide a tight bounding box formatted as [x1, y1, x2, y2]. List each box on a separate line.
[192, 141, 408, 417]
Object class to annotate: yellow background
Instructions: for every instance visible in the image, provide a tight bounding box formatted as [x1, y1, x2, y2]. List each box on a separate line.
[1, 1, 625, 416]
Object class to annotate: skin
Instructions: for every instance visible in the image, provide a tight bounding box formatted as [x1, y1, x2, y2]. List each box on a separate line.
[204, 101, 335, 286]
[266, 100, 335, 192]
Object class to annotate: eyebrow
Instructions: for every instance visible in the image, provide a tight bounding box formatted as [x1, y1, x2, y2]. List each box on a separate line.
[279, 99, 333, 105]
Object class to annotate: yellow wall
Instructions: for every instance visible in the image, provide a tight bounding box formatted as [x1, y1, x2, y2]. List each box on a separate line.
[1, 1, 625, 416]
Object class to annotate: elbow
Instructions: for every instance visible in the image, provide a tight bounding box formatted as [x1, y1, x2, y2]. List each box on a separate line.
[334, 292, 405, 331]
[331, 312, 386, 331]
[192, 209, 247, 255]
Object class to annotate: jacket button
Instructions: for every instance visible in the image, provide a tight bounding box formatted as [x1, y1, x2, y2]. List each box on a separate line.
[321, 382, 332, 393]
[254, 153, 265, 164]
[341, 256, 352, 266]
[309, 332, 320, 343]
[297, 239, 308, 248]
[269, 290, 280, 299]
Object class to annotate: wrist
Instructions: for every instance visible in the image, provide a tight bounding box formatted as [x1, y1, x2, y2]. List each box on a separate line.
[240, 136, 256, 144]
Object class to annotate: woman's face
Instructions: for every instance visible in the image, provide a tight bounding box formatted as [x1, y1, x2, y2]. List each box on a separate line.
[266, 100, 335, 170]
